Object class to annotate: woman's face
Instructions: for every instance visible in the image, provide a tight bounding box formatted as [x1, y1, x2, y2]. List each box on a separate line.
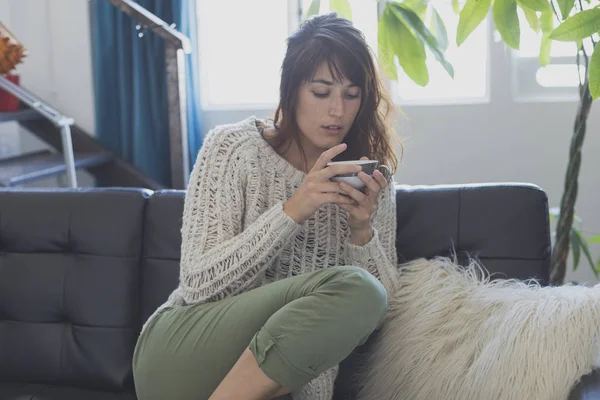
[294, 62, 362, 154]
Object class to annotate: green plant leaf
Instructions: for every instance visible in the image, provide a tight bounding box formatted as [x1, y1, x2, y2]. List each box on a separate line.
[379, 7, 429, 85]
[571, 229, 582, 270]
[590, 46, 600, 100]
[378, 8, 399, 80]
[391, 3, 455, 78]
[557, 0, 574, 20]
[589, 234, 600, 244]
[493, 0, 521, 49]
[453, 0, 461, 14]
[457, 0, 493, 45]
[541, 8, 554, 32]
[331, 0, 352, 19]
[431, 7, 449, 50]
[306, 0, 321, 18]
[394, 22, 430, 86]
[518, 0, 548, 12]
[550, 8, 600, 41]
[574, 228, 596, 271]
[539, 34, 552, 65]
[519, 4, 541, 32]
[402, 0, 429, 19]
[539, 9, 554, 65]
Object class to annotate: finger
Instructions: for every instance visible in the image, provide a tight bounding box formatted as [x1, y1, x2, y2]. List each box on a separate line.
[338, 204, 370, 221]
[316, 182, 346, 193]
[373, 170, 388, 189]
[360, 156, 369, 161]
[317, 163, 362, 181]
[337, 203, 358, 214]
[339, 182, 368, 204]
[324, 192, 355, 205]
[311, 143, 347, 172]
[358, 172, 382, 195]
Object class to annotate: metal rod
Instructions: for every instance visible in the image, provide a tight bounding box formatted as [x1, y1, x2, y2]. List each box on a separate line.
[165, 44, 189, 189]
[60, 125, 78, 187]
[0, 75, 74, 127]
[105, 0, 193, 189]
[104, 0, 192, 53]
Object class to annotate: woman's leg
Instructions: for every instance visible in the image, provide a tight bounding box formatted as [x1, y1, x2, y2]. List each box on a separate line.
[133, 266, 387, 400]
[207, 347, 290, 400]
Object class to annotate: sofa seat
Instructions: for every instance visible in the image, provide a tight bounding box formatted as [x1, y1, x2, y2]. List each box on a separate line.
[0, 382, 135, 400]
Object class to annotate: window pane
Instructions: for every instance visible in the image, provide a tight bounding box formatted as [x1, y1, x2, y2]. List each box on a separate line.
[517, 10, 578, 58]
[300, 0, 379, 52]
[392, 0, 488, 102]
[517, 1, 599, 59]
[536, 64, 586, 87]
[197, 0, 289, 107]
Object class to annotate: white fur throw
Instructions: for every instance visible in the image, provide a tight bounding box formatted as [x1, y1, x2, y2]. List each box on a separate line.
[355, 257, 600, 400]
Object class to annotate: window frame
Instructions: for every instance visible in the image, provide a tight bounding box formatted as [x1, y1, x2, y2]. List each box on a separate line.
[511, 54, 582, 103]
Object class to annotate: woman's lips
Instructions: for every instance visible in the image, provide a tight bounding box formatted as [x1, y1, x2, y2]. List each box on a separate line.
[322, 125, 343, 135]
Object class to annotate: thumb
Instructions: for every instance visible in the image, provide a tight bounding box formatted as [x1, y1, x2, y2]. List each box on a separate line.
[360, 156, 369, 161]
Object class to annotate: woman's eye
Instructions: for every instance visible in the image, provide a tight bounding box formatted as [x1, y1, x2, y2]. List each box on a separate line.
[346, 92, 360, 99]
[312, 91, 329, 98]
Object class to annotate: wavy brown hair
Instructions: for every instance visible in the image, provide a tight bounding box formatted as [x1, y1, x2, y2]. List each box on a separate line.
[270, 13, 401, 173]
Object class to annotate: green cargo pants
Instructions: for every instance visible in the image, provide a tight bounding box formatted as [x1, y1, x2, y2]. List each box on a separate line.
[132, 266, 388, 400]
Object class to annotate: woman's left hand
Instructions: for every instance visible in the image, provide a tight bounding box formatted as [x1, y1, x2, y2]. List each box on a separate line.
[338, 157, 389, 245]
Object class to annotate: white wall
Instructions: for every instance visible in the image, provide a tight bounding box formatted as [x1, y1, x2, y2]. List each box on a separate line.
[1, 0, 96, 187]
[1, 0, 96, 134]
[1, 0, 598, 283]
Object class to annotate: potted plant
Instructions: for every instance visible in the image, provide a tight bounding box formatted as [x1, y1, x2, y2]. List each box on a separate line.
[0, 21, 26, 112]
[307, 0, 600, 284]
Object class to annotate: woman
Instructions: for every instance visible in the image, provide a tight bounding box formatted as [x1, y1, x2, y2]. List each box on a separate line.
[133, 12, 401, 400]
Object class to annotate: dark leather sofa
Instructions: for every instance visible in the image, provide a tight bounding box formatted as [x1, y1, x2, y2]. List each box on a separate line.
[0, 184, 598, 399]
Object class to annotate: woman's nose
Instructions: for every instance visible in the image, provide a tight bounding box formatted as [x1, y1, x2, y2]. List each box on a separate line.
[328, 95, 344, 117]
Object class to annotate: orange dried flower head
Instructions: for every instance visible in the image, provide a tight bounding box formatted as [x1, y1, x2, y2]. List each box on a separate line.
[0, 21, 27, 75]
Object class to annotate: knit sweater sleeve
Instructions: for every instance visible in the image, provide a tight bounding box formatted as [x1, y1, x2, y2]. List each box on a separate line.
[179, 126, 301, 304]
[344, 183, 399, 293]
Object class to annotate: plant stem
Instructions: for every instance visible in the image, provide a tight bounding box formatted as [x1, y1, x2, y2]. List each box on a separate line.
[550, 82, 593, 284]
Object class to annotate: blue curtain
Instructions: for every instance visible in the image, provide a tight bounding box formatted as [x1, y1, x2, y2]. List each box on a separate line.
[91, 0, 203, 187]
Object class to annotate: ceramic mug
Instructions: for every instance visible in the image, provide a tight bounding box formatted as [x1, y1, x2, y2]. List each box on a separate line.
[327, 160, 392, 190]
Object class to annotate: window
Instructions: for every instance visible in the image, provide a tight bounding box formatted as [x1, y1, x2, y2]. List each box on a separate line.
[513, 1, 599, 100]
[197, 0, 290, 108]
[197, 0, 490, 109]
[389, 0, 489, 104]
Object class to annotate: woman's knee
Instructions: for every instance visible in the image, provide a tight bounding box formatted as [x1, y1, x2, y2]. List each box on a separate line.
[328, 266, 388, 321]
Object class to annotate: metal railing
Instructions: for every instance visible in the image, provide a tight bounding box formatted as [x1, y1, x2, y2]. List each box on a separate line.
[105, 0, 193, 189]
[0, 75, 78, 187]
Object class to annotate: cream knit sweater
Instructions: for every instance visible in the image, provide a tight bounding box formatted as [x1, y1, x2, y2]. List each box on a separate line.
[145, 116, 399, 400]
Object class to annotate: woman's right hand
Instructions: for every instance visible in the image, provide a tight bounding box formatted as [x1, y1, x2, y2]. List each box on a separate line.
[283, 143, 362, 224]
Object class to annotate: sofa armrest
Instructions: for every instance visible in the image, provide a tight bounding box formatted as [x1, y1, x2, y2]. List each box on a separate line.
[394, 182, 552, 283]
[570, 370, 600, 400]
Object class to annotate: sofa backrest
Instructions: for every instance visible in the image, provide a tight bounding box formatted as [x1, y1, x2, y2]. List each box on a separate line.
[140, 191, 183, 325]
[0, 188, 150, 392]
[0, 184, 551, 394]
[393, 184, 551, 282]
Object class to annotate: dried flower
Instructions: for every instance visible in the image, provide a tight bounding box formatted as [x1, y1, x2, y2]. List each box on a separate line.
[0, 21, 27, 75]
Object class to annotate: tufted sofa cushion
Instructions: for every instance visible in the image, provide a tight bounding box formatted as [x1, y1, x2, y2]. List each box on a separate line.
[0, 188, 149, 392]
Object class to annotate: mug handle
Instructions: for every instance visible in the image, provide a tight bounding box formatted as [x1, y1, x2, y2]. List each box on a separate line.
[377, 164, 392, 182]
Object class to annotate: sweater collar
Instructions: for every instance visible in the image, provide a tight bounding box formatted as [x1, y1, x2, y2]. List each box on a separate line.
[247, 117, 308, 184]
